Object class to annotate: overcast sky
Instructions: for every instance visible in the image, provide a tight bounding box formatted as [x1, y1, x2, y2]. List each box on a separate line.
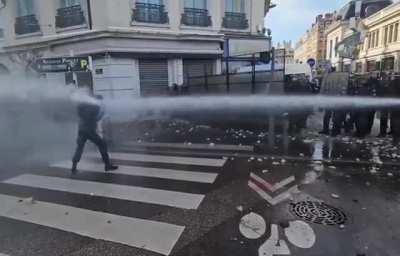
[264, 0, 350, 46]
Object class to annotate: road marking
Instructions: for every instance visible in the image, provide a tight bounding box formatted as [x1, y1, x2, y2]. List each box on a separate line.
[0, 194, 183, 256]
[3, 174, 204, 210]
[250, 173, 295, 193]
[239, 212, 266, 239]
[258, 224, 290, 256]
[52, 160, 218, 184]
[284, 221, 316, 249]
[87, 152, 226, 167]
[124, 142, 254, 152]
[248, 181, 297, 206]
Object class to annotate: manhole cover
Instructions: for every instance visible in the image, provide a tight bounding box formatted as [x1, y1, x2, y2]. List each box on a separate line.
[290, 201, 347, 226]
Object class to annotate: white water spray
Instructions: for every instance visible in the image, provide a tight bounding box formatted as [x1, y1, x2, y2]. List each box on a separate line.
[103, 96, 400, 122]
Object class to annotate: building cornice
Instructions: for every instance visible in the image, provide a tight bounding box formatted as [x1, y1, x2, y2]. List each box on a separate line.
[3, 28, 226, 53]
[363, 2, 400, 28]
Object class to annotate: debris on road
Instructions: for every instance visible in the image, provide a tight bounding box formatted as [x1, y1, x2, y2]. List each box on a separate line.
[331, 193, 340, 199]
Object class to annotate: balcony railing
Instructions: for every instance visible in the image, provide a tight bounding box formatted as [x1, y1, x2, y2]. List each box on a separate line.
[132, 3, 169, 24]
[56, 5, 86, 28]
[181, 8, 212, 27]
[15, 15, 41, 35]
[222, 12, 249, 30]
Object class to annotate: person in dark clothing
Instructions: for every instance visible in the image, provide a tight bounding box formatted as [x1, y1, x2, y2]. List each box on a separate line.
[319, 71, 349, 137]
[71, 95, 118, 174]
[376, 74, 391, 137]
[331, 110, 347, 136]
[319, 110, 333, 135]
[389, 76, 400, 144]
[354, 77, 376, 138]
[344, 77, 357, 134]
[284, 75, 313, 133]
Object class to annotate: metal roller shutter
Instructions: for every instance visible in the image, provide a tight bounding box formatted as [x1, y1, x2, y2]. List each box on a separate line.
[183, 60, 214, 78]
[139, 59, 169, 88]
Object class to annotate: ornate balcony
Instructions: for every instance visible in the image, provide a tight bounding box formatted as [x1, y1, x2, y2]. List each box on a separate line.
[56, 5, 86, 28]
[181, 8, 212, 27]
[222, 12, 249, 30]
[132, 3, 169, 24]
[15, 15, 41, 35]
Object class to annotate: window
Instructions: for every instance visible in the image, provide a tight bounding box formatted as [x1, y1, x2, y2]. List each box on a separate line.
[375, 30, 379, 47]
[371, 32, 375, 48]
[329, 39, 333, 59]
[15, 0, 40, 34]
[382, 57, 395, 71]
[0, 12, 3, 38]
[61, 0, 81, 7]
[384, 26, 388, 45]
[335, 37, 339, 57]
[383, 22, 400, 45]
[133, 0, 168, 24]
[184, 0, 206, 9]
[182, 0, 211, 26]
[17, 0, 35, 16]
[137, 0, 163, 4]
[225, 0, 245, 13]
[389, 24, 394, 43]
[56, 0, 86, 28]
[367, 60, 376, 72]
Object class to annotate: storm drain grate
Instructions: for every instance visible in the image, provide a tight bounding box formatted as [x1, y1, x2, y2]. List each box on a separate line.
[290, 201, 347, 226]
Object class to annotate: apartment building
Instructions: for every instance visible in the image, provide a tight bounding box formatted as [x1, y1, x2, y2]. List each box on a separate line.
[325, 0, 392, 72]
[0, 0, 269, 97]
[325, 18, 351, 71]
[358, 2, 400, 73]
[294, 13, 334, 65]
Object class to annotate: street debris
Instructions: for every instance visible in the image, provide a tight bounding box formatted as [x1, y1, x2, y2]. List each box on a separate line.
[236, 205, 243, 212]
[331, 193, 340, 199]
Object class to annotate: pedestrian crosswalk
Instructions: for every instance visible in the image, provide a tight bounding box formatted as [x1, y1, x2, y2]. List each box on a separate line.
[86, 152, 227, 167]
[0, 151, 226, 256]
[4, 174, 205, 210]
[51, 160, 218, 183]
[0, 194, 184, 256]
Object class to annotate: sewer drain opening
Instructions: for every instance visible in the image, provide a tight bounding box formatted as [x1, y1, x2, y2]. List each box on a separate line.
[290, 201, 347, 226]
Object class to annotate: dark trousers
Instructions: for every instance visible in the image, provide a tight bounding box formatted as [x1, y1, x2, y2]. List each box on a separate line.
[355, 111, 375, 137]
[322, 110, 333, 132]
[380, 110, 390, 135]
[392, 112, 400, 143]
[344, 111, 356, 133]
[332, 111, 346, 135]
[72, 130, 110, 165]
[367, 111, 376, 134]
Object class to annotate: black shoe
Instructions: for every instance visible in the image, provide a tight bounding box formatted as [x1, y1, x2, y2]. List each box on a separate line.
[105, 164, 118, 172]
[319, 130, 330, 135]
[377, 133, 387, 138]
[71, 162, 78, 175]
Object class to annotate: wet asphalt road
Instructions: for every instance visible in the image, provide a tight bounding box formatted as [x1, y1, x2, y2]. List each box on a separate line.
[0, 117, 400, 256]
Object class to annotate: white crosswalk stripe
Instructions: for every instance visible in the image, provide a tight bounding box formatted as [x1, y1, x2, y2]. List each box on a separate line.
[4, 174, 205, 210]
[87, 152, 227, 167]
[51, 160, 218, 183]
[0, 194, 184, 256]
[0, 151, 225, 255]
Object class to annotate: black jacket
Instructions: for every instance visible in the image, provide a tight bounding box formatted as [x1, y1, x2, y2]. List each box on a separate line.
[77, 102, 103, 132]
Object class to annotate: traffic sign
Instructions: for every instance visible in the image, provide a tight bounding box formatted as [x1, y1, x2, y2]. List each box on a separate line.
[307, 58, 316, 68]
[36, 57, 89, 73]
